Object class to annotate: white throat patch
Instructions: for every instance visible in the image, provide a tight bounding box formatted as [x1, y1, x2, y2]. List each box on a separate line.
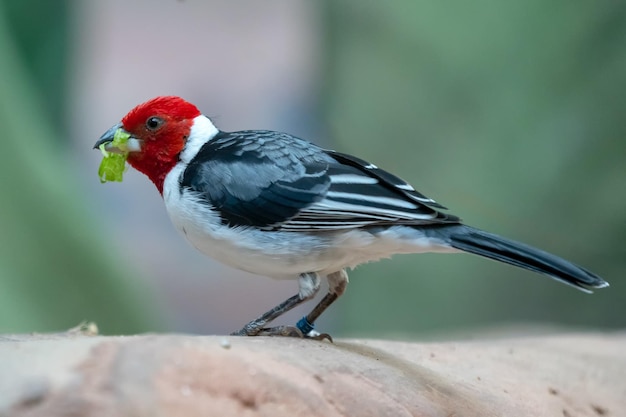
[179, 115, 219, 164]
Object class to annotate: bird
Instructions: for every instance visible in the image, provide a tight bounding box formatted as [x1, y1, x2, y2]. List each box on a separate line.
[95, 95, 608, 339]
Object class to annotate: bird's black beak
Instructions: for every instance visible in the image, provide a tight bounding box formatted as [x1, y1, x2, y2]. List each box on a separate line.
[94, 123, 141, 153]
[94, 122, 122, 149]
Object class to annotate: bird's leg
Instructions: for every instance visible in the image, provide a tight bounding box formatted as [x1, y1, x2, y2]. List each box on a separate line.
[231, 272, 320, 337]
[296, 270, 348, 341]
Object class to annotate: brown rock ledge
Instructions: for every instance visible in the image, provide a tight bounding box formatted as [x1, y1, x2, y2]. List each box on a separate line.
[1, 332, 624, 416]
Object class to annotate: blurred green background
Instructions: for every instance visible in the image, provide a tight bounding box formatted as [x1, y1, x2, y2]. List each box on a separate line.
[0, 0, 624, 337]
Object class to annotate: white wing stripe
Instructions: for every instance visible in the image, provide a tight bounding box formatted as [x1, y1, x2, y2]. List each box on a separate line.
[330, 174, 379, 185]
[310, 198, 436, 220]
[396, 183, 415, 191]
[325, 191, 418, 210]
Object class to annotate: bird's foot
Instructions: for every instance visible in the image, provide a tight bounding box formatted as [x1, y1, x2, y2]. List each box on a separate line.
[230, 320, 266, 336]
[257, 325, 304, 337]
[230, 322, 304, 338]
[230, 320, 332, 341]
[296, 316, 333, 342]
[306, 330, 333, 342]
[258, 326, 333, 341]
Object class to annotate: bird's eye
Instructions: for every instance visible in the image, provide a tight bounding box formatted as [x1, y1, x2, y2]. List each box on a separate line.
[146, 116, 164, 131]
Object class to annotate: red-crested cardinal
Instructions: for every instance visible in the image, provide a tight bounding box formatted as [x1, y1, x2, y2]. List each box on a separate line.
[95, 96, 608, 339]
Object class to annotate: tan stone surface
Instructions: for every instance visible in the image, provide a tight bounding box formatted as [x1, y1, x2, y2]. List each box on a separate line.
[1, 332, 624, 417]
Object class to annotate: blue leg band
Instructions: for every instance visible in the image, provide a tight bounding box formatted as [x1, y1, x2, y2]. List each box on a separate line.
[296, 316, 315, 334]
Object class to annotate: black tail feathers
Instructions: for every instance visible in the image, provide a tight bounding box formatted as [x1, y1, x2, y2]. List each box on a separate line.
[434, 225, 608, 293]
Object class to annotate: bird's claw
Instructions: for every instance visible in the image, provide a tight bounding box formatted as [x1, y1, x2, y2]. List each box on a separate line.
[308, 332, 333, 342]
[257, 325, 304, 337]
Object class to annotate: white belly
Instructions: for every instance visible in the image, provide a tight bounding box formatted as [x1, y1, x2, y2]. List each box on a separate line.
[163, 166, 457, 279]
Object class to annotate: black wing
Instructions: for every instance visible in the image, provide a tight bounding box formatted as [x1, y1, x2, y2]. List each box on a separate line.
[181, 130, 460, 231]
